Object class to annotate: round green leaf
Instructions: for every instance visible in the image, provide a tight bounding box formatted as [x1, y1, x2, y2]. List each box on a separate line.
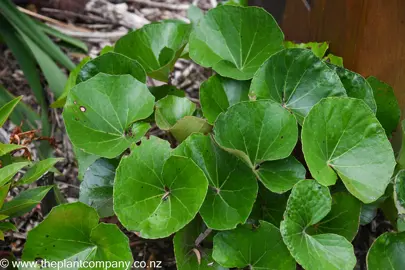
[170, 116, 212, 143]
[256, 156, 306, 193]
[200, 74, 250, 124]
[367, 76, 400, 137]
[213, 100, 298, 168]
[174, 217, 225, 270]
[174, 133, 257, 230]
[63, 73, 154, 158]
[308, 192, 361, 241]
[328, 63, 377, 112]
[114, 136, 208, 239]
[212, 221, 295, 269]
[23, 202, 132, 268]
[249, 48, 347, 124]
[395, 170, 405, 214]
[79, 158, 117, 218]
[189, 6, 283, 80]
[155, 96, 196, 130]
[115, 21, 191, 82]
[302, 97, 396, 203]
[280, 180, 356, 270]
[77, 52, 146, 84]
[367, 232, 405, 270]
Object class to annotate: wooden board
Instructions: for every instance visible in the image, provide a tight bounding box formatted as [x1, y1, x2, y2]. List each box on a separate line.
[280, 0, 405, 115]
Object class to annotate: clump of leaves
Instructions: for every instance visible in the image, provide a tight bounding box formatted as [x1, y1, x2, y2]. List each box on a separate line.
[0, 96, 63, 240]
[20, 4, 405, 270]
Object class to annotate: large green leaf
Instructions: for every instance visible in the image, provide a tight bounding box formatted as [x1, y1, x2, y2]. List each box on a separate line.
[63, 73, 154, 158]
[0, 186, 52, 218]
[189, 6, 283, 80]
[115, 21, 191, 82]
[155, 96, 196, 130]
[367, 76, 400, 136]
[114, 136, 208, 239]
[174, 217, 225, 270]
[77, 52, 146, 84]
[170, 116, 212, 143]
[51, 57, 91, 108]
[0, 162, 30, 186]
[0, 95, 21, 127]
[200, 75, 250, 124]
[213, 100, 297, 168]
[302, 98, 395, 203]
[280, 180, 356, 270]
[213, 221, 295, 269]
[174, 134, 257, 230]
[17, 158, 63, 186]
[367, 232, 405, 270]
[79, 158, 117, 218]
[249, 48, 347, 124]
[256, 156, 306, 193]
[22, 202, 132, 268]
[327, 64, 376, 112]
[308, 192, 361, 241]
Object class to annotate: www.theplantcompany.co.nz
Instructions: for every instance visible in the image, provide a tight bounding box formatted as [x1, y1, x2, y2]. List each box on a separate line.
[0, 258, 163, 269]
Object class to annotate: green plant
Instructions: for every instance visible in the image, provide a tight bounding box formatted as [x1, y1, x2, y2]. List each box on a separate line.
[0, 0, 87, 156]
[0, 96, 63, 240]
[17, 4, 405, 270]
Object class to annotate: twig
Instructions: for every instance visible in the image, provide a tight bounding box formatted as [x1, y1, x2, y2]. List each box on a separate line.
[129, 0, 190, 11]
[41, 7, 110, 24]
[46, 25, 127, 40]
[195, 228, 212, 247]
[17, 7, 90, 32]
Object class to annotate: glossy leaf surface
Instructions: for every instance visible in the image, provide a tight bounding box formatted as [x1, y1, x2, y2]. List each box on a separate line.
[189, 6, 283, 80]
[63, 73, 154, 158]
[302, 98, 395, 203]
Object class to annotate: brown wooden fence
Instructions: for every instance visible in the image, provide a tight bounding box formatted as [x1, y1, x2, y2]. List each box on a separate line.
[254, 0, 405, 116]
